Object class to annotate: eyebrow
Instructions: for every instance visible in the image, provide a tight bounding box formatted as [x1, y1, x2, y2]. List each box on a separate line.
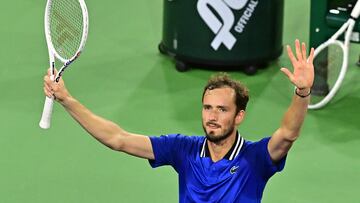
[203, 104, 229, 109]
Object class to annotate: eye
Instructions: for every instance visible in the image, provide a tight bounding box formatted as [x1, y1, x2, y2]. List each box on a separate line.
[203, 105, 211, 110]
[219, 107, 227, 112]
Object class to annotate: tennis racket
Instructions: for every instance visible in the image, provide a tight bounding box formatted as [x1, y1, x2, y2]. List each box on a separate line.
[39, 0, 89, 129]
[308, 0, 360, 109]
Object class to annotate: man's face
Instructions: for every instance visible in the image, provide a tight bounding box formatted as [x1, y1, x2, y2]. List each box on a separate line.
[202, 87, 242, 143]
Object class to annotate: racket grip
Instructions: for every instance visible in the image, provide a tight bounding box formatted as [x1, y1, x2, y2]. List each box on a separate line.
[39, 96, 54, 129]
[351, 0, 360, 18]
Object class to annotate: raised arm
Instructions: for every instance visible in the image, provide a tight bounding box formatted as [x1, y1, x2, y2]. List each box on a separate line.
[268, 39, 315, 163]
[43, 70, 154, 160]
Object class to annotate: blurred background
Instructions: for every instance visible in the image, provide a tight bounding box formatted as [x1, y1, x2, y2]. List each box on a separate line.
[0, 0, 359, 202]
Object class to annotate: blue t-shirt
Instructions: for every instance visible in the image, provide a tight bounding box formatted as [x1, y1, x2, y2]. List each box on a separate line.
[148, 133, 286, 203]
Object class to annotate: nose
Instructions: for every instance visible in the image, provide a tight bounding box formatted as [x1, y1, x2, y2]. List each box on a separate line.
[208, 109, 218, 121]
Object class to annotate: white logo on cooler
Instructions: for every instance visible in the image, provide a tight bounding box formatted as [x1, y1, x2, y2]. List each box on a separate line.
[197, 0, 258, 50]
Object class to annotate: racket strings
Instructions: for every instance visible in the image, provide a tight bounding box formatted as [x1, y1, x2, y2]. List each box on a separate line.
[325, 45, 344, 87]
[49, 0, 84, 59]
[311, 44, 344, 104]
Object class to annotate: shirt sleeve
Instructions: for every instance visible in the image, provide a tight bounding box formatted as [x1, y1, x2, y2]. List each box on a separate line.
[148, 134, 191, 172]
[253, 137, 286, 180]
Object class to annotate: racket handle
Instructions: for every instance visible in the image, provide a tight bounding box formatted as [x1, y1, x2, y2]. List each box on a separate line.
[39, 96, 54, 129]
[351, 0, 360, 18]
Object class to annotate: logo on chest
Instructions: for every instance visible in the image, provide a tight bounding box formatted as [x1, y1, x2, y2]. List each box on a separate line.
[230, 166, 239, 174]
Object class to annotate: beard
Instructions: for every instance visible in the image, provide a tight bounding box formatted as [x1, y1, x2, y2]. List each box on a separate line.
[202, 121, 235, 144]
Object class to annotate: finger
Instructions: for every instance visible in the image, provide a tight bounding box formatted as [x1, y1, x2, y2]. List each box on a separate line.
[44, 86, 52, 98]
[286, 45, 297, 66]
[301, 42, 307, 61]
[44, 76, 51, 86]
[44, 80, 52, 91]
[307, 47, 315, 63]
[295, 39, 302, 61]
[44, 75, 54, 85]
[280, 67, 295, 83]
[44, 82, 51, 91]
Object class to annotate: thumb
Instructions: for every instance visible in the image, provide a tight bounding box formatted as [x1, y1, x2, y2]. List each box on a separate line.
[280, 67, 295, 83]
[47, 68, 52, 76]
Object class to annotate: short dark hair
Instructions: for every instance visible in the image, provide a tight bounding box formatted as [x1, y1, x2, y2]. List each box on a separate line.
[202, 72, 249, 112]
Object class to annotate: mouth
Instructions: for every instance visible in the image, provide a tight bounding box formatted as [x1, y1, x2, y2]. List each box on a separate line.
[206, 122, 221, 129]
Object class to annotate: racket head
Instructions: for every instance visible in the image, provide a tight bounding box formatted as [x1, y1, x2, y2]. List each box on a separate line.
[44, 0, 89, 63]
[308, 40, 348, 109]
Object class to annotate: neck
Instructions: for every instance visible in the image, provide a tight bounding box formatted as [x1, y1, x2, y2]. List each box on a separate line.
[207, 130, 237, 162]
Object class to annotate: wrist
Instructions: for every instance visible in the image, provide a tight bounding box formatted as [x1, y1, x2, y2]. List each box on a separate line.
[59, 94, 73, 106]
[295, 87, 311, 98]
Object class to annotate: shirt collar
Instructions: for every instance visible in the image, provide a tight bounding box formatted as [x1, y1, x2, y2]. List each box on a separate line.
[200, 131, 245, 161]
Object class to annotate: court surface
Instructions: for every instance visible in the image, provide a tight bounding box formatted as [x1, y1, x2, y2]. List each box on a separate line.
[0, 1, 359, 202]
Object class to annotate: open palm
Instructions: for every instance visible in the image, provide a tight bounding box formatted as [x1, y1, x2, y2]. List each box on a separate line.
[281, 39, 315, 89]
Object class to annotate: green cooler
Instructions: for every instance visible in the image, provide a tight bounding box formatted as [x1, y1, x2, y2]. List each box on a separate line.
[158, 0, 284, 75]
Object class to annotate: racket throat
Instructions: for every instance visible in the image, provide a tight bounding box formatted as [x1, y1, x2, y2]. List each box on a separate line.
[312, 78, 330, 96]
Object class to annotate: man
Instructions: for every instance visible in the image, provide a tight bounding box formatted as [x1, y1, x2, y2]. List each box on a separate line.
[43, 39, 314, 202]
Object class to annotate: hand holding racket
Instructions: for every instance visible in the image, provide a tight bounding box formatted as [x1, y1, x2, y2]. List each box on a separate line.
[43, 69, 69, 103]
[308, 0, 360, 109]
[39, 0, 89, 129]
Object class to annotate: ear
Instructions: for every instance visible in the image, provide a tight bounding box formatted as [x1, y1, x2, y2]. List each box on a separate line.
[235, 110, 245, 125]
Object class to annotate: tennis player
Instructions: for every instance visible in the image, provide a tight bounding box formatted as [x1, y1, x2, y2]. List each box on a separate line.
[43, 39, 314, 202]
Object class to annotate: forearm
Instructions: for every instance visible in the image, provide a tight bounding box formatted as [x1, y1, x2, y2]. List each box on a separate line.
[269, 40, 314, 162]
[60, 96, 126, 150]
[280, 88, 310, 140]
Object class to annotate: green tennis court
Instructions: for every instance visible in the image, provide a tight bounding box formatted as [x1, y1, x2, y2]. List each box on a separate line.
[1, 0, 360, 202]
